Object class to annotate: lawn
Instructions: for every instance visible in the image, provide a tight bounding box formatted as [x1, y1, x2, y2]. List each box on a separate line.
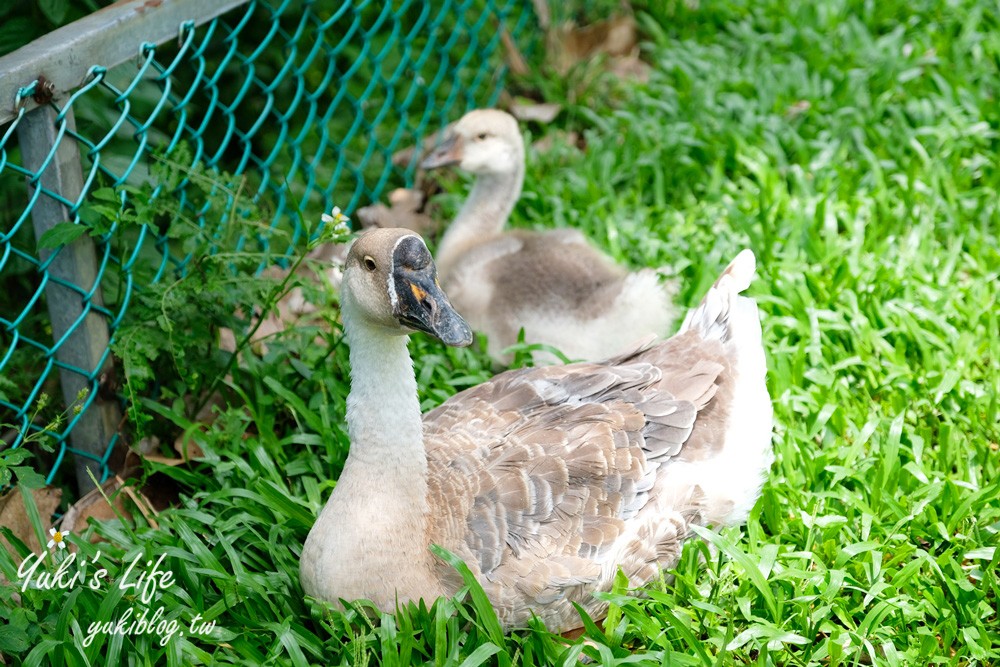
[1, 0, 998, 665]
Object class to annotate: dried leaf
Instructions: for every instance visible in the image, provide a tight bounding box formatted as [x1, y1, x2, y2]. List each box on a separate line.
[509, 101, 562, 124]
[59, 475, 164, 541]
[355, 188, 439, 237]
[172, 429, 206, 462]
[608, 52, 651, 83]
[121, 484, 159, 529]
[598, 16, 637, 56]
[0, 486, 61, 555]
[501, 28, 530, 76]
[301, 241, 349, 293]
[531, 0, 550, 29]
[547, 15, 639, 75]
[58, 477, 131, 541]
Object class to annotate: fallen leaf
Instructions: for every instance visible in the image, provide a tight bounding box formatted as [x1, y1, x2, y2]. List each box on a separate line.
[0, 486, 61, 556]
[59, 475, 166, 542]
[501, 28, 530, 76]
[141, 452, 187, 467]
[548, 15, 638, 75]
[509, 101, 562, 124]
[172, 432, 207, 464]
[355, 188, 439, 237]
[608, 52, 651, 83]
[598, 16, 637, 56]
[58, 477, 132, 541]
[531, 0, 550, 29]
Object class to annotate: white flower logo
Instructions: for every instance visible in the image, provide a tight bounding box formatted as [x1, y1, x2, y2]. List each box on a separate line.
[47, 527, 69, 550]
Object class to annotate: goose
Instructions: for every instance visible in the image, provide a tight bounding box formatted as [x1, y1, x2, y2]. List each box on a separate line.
[299, 227, 773, 633]
[420, 109, 678, 365]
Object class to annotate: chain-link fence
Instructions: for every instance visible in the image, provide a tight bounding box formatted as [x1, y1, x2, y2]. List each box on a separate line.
[0, 0, 535, 494]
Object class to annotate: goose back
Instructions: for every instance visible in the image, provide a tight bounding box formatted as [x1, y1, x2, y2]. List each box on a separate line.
[421, 331, 735, 628]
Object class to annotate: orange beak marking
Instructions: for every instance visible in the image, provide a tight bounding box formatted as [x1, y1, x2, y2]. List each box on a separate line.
[410, 283, 428, 302]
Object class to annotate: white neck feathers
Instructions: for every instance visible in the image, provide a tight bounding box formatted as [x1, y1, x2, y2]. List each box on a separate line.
[342, 322, 427, 479]
[436, 166, 524, 279]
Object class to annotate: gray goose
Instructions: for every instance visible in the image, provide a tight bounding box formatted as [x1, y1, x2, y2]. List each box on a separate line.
[421, 109, 678, 365]
[299, 227, 773, 633]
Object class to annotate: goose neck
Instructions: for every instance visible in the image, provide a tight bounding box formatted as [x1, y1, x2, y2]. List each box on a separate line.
[436, 167, 524, 278]
[457, 169, 523, 232]
[342, 319, 427, 486]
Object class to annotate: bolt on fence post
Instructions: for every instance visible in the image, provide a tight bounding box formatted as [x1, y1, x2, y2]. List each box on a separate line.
[16, 104, 121, 494]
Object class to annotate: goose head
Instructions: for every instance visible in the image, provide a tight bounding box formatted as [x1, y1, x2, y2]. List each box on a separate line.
[421, 109, 524, 176]
[341, 228, 473, 346]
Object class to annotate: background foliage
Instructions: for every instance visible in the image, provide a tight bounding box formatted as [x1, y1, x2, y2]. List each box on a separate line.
[0, 1, 114, 57]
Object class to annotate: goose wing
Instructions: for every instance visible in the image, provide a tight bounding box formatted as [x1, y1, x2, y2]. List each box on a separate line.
[422, 335, 727, 617]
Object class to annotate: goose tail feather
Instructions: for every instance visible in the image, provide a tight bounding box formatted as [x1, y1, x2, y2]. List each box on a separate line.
[682, 249, 773, 526]
[679, 249, 756, 341]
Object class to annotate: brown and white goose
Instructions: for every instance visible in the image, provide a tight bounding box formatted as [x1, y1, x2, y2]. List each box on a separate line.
[420, 109, 678, 365]
[299, 227, 773, 633]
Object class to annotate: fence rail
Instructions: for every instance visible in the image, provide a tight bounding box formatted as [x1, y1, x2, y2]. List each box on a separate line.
[0, 0, 250, 126]
[0, 0, 534, 495]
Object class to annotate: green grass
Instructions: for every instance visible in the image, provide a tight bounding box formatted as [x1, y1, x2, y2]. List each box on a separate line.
[2, 0, 999, 664]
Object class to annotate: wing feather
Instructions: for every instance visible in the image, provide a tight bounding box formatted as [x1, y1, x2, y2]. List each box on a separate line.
[424, 351, 725, 615]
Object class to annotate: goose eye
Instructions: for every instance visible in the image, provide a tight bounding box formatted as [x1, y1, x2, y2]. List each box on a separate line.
[363, 256, 377, 272]
[476, 132, 489, 141]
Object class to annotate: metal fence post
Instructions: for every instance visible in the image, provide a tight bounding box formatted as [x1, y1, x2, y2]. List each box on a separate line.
[16, 104, 121, 493]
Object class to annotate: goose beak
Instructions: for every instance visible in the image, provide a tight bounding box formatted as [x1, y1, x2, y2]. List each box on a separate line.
[393, 265, 473, 347]
[420, 134, 463, 170]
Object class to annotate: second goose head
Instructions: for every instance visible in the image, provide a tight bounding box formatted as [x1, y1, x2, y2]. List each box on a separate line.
[421, 109, 524, 176]
[341, 228, 473, 347]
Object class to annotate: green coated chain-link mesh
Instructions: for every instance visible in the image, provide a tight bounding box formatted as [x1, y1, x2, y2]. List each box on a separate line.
[0, 0, 535, 492]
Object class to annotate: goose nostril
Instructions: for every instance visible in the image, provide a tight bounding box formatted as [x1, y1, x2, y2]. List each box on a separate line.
[420, 298, 434, 313]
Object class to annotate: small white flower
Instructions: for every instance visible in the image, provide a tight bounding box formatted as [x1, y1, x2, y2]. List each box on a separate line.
[47, 527, 70, 550]
[321, 206, 351, 235]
